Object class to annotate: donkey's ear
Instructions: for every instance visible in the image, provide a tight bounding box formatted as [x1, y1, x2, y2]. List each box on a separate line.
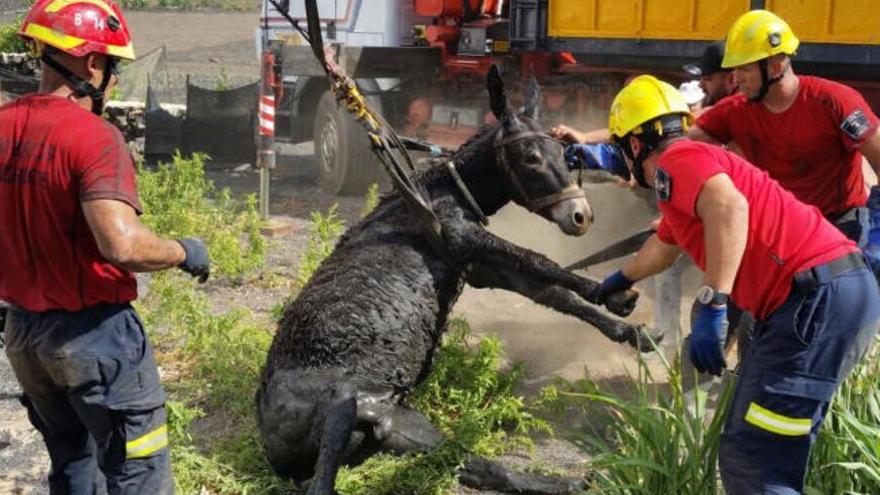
[522, 72, 541, 120]
[487, 64, 511, 121]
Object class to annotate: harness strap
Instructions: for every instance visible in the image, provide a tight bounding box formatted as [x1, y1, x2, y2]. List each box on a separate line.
[494, 129, 582, 213]
[527, 186, 587, 213]
[445, 161, 489, 226]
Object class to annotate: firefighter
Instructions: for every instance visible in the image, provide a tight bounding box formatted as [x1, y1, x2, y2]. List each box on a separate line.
[594, 74, 880, 494]
[0, 0, 210, 492]
[690, 10, 880, 257]
[683, 40, 738, 109]
[552, 40, 739, 147]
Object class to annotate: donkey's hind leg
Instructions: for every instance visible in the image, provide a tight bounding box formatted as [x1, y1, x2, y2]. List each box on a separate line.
[305, 395, 358, 495]
[360, 403, 585, 495]
[363, 403, 444, 454]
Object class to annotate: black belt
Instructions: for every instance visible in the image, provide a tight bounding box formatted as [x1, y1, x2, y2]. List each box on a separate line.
[792, 252, 866, 294]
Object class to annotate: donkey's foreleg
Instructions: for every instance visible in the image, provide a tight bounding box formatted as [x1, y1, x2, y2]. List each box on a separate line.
[459, 456, 586, 495]
[452, 227, 638, 316]
[466, 264, 661, 351]
[306, 396, 357, 495]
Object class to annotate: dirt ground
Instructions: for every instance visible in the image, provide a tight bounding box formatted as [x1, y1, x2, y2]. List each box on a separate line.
[0, 10, 704, 494]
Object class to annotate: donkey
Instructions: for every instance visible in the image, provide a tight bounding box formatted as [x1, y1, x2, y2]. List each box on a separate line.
[257, 66, 659, 495]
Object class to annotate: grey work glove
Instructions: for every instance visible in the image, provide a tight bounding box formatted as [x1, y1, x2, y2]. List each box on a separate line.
[177, 238, 211, 283]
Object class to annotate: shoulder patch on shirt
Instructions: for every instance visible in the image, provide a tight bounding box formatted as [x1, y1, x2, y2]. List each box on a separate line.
[840, 109, 870, 140]
[654, 168, 672, 202]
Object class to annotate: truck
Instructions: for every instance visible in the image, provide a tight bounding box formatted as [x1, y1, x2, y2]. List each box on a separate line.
[257, 0, 880, 195]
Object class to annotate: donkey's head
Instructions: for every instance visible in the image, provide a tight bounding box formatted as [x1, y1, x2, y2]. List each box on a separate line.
[487, 66, 593, 235]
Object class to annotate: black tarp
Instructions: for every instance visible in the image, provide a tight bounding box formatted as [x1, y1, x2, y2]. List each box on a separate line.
[182, 80, 258, 162]
[143, 82, 182, 160]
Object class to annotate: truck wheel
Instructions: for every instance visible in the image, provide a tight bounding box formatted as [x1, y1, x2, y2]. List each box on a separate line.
[314, 91, 385, 195]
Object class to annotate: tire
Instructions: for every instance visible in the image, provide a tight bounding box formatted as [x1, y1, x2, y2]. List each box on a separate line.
[313, 90, 386, 196]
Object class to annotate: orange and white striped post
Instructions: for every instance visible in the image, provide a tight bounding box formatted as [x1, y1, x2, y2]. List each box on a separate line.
[257, 50, 277, 220]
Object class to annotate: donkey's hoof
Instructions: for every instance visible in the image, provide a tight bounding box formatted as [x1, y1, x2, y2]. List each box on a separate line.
[605, 289, 639, 317]
[628, 324, 663, 352]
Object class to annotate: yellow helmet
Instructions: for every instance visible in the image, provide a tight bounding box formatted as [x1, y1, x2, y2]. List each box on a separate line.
[608, 75, 693, 139]
[722, 10, 799, 68]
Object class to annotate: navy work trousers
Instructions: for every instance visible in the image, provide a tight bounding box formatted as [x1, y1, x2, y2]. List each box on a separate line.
[4, 303, 173, 495]
[831, 206, 869, 247]
[719, 256, 880, 494]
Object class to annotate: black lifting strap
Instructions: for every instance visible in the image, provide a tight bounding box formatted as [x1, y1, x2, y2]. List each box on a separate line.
[273, 0, 453, 263]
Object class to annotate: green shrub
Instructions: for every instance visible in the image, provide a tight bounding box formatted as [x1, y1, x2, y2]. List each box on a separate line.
[119, 0, 150, 8]
[360, 183, 381, 218]
[806, 337, 880, 494]
[137, 152, 266, 278]
[539, 350, 733, 495]
[158, 0, 192, 9]
[335, 318, 550, 495]
[0, 15, 28, 53]
[138, 271, 292, 493]
[215, 66, 232, 91]
[295, 204, 345, 286]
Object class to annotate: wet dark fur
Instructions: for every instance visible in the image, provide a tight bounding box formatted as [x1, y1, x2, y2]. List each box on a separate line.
[256, 69, 647, 495]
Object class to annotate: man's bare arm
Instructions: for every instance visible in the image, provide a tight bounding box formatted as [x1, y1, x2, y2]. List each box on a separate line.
[695, 174, 749, 293]
[551, 125, 611, 144]
[82, 199, 186, 272]
[858, 127, 880, 180]
[621, 234, 682, 281]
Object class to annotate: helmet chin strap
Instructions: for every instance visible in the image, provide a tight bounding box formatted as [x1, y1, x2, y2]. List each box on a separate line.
[749, 58, 784, 102]
[40, 54, 114, 115]
[621, 139, 654, 189]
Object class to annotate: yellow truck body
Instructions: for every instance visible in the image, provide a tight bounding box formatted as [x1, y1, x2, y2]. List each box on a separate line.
[547, 0, 878, 45]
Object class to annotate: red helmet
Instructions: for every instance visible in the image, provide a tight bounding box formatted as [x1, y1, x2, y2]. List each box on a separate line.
[19, 0, 135, 61]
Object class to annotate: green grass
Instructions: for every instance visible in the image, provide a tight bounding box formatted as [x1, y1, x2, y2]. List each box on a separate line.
[539, 334, 880, 495]
[360, 183, 381, 218]
[0, 14, 28, 53]
[336, 318, 551, 495]
[137, 152, 266, 278]
[295, 204, 346, 286]
[538, 348, 733, 495]
[806, 337, 880, 494]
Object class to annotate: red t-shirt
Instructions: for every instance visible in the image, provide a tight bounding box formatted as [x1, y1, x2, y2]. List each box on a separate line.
[696, 76, 879, 216]
[655, 140, 857, 319]
[0, 94, 141, 312]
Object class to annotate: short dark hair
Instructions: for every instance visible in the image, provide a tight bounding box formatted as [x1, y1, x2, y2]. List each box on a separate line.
[683, 41, 728, 77]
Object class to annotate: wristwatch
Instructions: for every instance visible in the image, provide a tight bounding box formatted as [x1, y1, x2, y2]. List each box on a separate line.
[697, 285, 729, 306]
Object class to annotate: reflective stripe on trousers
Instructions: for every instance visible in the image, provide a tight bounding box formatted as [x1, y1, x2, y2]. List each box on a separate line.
[719, 265, 879, 495]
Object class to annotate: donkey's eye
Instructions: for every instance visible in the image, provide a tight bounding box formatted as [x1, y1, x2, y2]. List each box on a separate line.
[524, 152, 542, 165]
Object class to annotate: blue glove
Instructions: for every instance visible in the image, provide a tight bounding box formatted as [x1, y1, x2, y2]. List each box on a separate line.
[689, 302, 728, 376]
[596, 270, 634, 305]
[564, 143, 629, 179]
[864, 186, 880, 274]
[177, 238, 211, 283]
